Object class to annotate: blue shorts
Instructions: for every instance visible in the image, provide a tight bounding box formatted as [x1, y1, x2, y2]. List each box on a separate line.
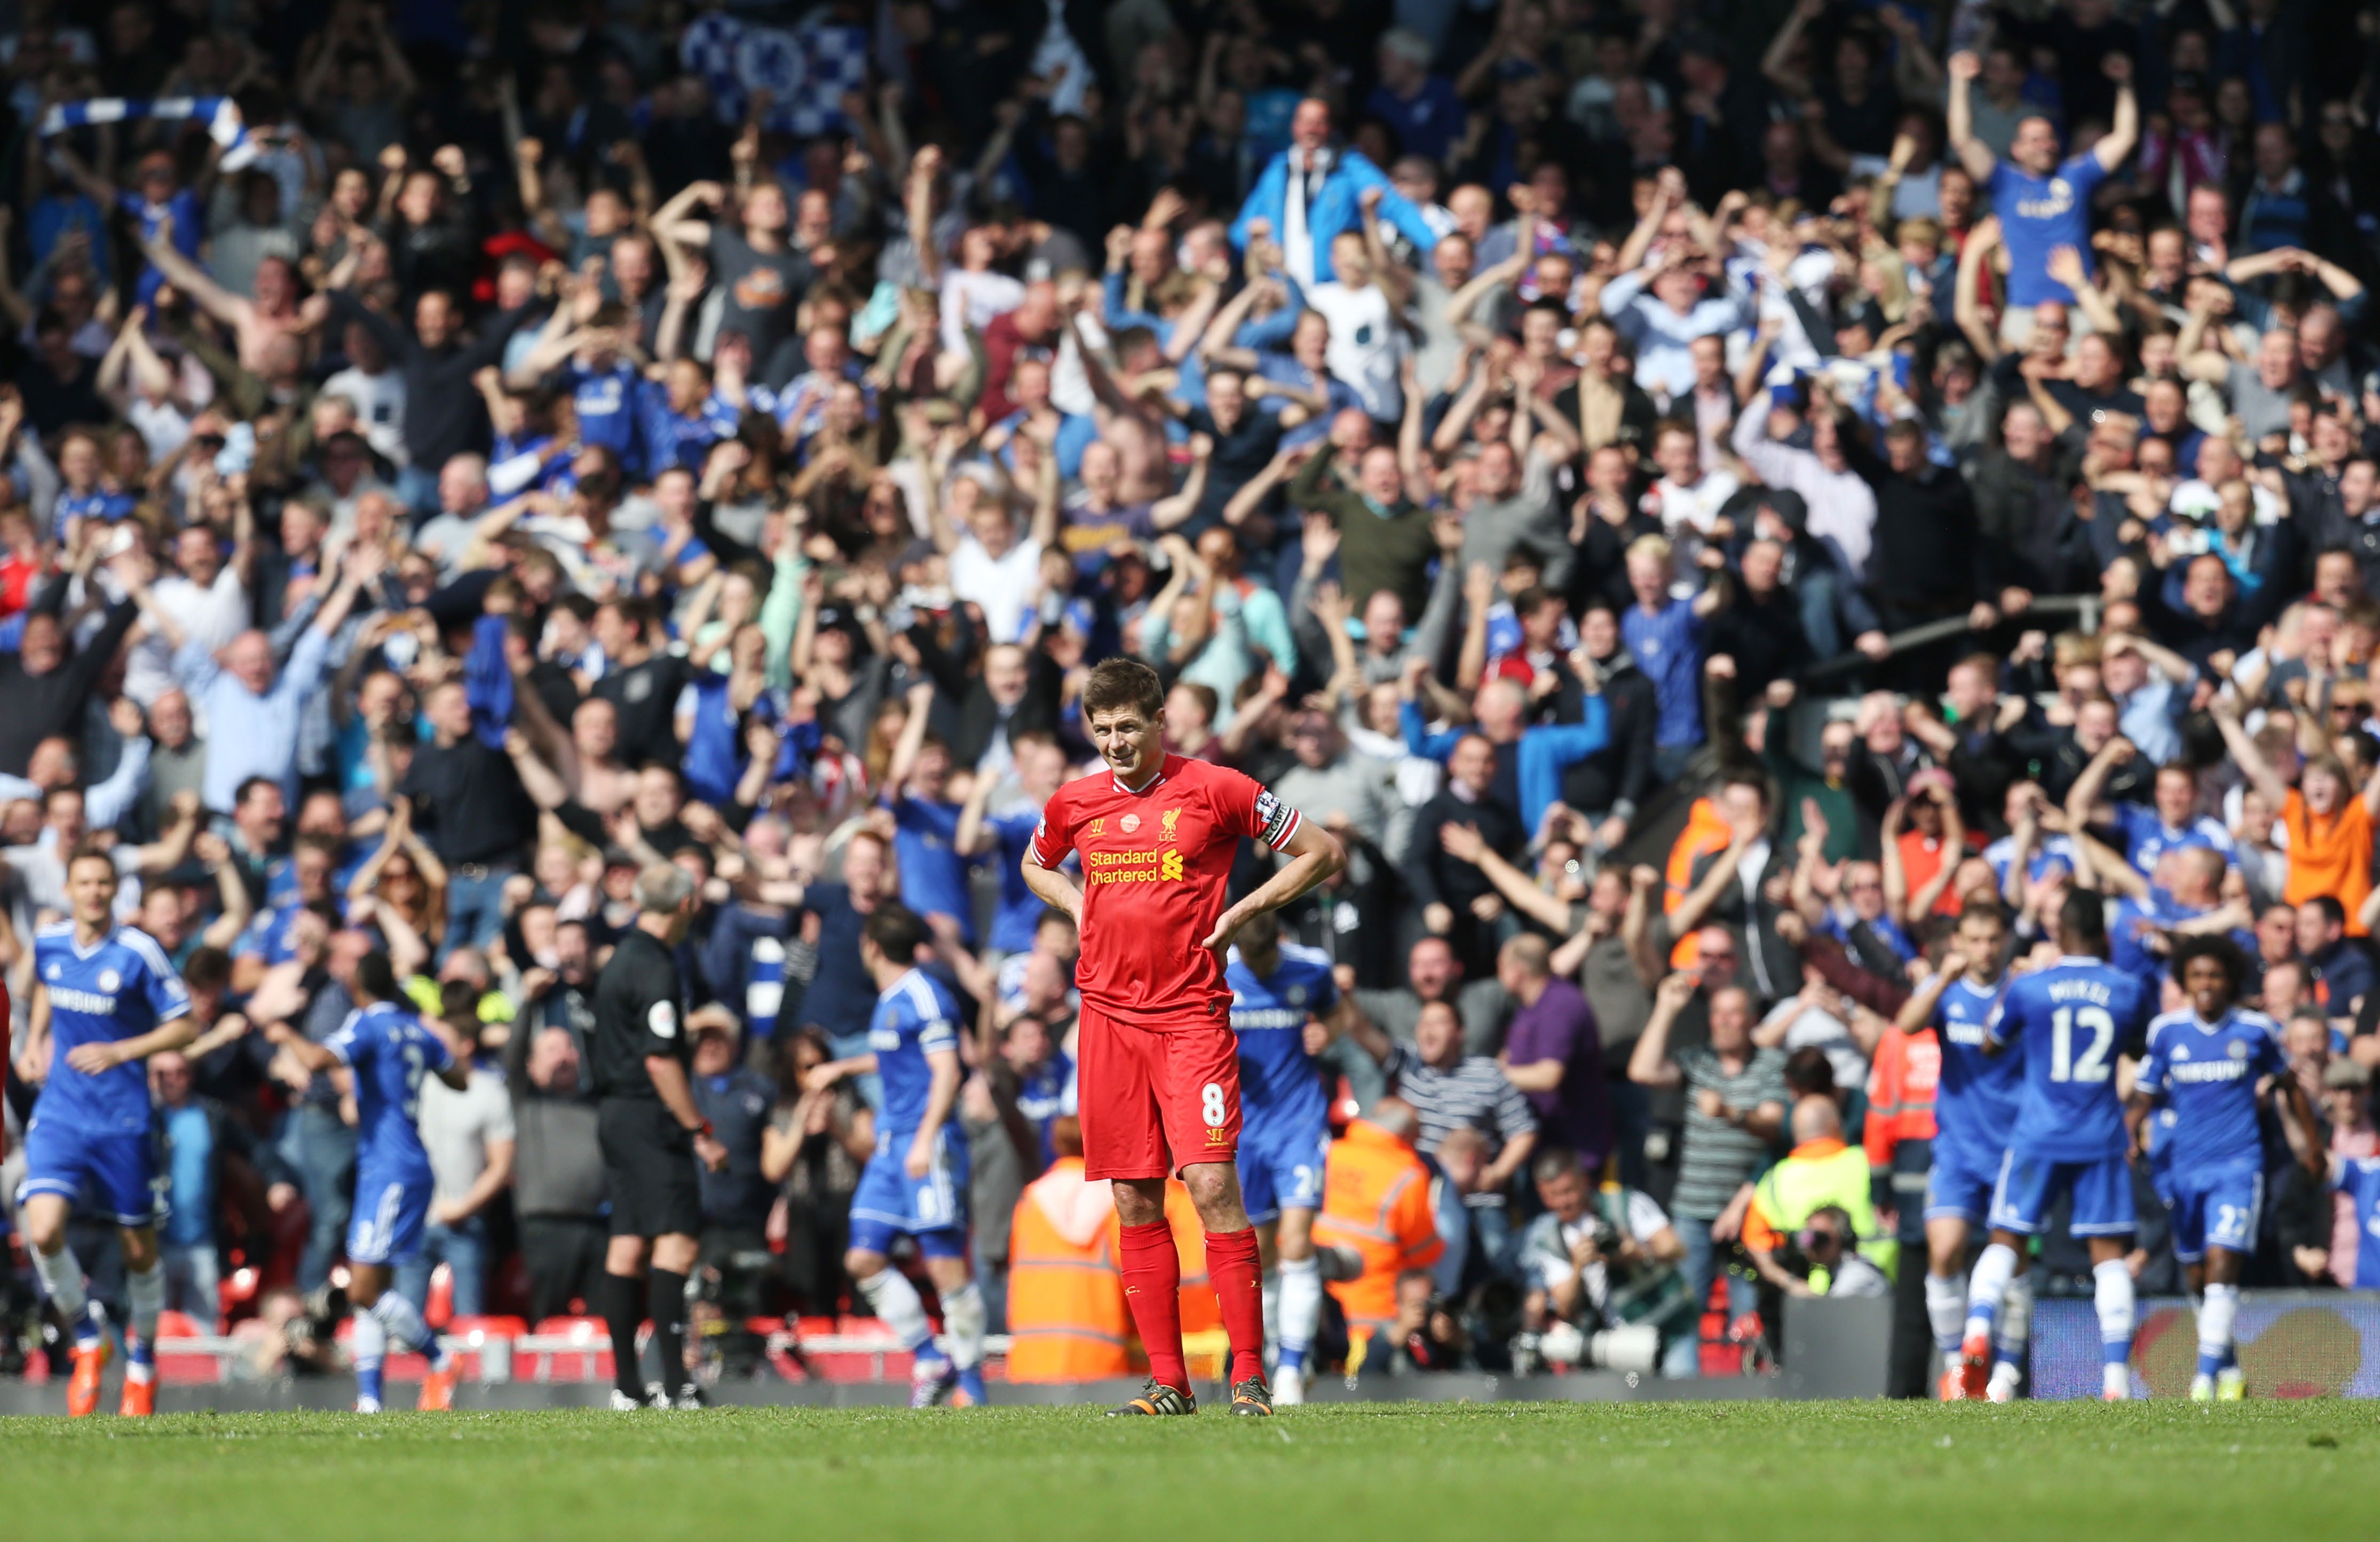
[849, 1125, 969, 1259]
[1238, 1120, 1329, 1224]
[15, 1116, 162, 1229]
[348, 1167, 432, 1267]
[1923, 1139, 2004, 1226]
[2166, 1161, 2264, 1263]
[1987, 1147, 2137, 1238]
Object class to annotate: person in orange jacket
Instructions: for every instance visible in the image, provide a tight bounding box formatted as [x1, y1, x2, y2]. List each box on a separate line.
[1008, 1117, 1221, 1382]
[1006, 1117, 1133, 1383]
[1312, 1098, 1443, 1361]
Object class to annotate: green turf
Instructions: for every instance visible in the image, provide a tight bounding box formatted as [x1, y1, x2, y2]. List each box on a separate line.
[6, 1399, 2375, 1541]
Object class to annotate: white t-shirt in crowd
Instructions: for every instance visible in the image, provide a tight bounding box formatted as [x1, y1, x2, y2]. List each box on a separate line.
[125, 565, 250, 706]
[948, 526, 1044, 643]
[1304, 280, 1404, 421]
[320, 364, 409, 467]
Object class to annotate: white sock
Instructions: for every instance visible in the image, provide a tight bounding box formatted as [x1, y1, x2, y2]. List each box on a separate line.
[855, 1267, 934, 1353]
[1277, 1255, 1322, 1372]
[1261, 1270, 1280, 1360]
[1963, 1243, 2018, 1346]
[2093, 1259, 2136, 1372]
[31, 1244, 90, 1325]
[2197, 1282, 2240, 1372]
[127, 1263, 165, 1343]
[940, 1280, 986, 1371]
[370, 1288, 445, 1366]
[1996, 1274, 2032, 1362]
[352, 1308, 387, 1385]
[1924, 1272, 1966, 1354]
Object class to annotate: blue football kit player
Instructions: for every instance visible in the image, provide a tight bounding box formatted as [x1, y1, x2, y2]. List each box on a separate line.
[1966, 891, 2155, 1401]
[17, 849, 197, 1417]
[812, 905, 988, 1407]
[1893, 906, 2030, 1401]
[1224, 911, 1357, 1407]
[2134, 936, 2311, 1401]
[267, 952, 471, 1412]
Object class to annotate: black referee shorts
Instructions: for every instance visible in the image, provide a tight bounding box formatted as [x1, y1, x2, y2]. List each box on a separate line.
[597, 1098, 705, 1241]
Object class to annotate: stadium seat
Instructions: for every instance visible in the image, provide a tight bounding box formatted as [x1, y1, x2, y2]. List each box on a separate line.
[424, 1263, 454, 1330]
[442, 1316, 527, 1382]
[153, 1311, 222, 1385]
[526, 1315, 620, 1382]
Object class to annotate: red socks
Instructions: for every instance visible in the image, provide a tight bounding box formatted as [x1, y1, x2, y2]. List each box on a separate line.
[1118, 1222, 1188, 1393]
[1203, 1226, 1265, 1386]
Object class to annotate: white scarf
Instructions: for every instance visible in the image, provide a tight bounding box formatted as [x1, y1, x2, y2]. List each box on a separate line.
[1282, 147, 1332, 288]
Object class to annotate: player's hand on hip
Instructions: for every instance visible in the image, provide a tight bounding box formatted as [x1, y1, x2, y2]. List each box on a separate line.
[695, 1133, 731, 1174]
[65, 1042, 124, 1074]
[903, 1136, 934, 1179]
[1202, 904, 1248, 953]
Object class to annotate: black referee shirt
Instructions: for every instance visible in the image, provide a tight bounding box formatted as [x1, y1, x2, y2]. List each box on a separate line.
[591, 927, 689, 1101]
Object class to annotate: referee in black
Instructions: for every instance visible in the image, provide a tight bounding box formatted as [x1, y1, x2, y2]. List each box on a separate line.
[592, 863, 727, 1409]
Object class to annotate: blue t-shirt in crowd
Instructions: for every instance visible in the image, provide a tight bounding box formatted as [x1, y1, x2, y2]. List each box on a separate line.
[889, 795, 978, 946]
[1622, 598, 1705, 748]
[1989, 152, 2109, 306]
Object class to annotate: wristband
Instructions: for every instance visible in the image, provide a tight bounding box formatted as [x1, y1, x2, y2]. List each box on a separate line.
[689, 1119, 713, 1138]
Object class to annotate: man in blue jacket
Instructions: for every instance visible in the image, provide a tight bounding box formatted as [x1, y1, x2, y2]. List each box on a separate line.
[1230, 98, 1438, 287]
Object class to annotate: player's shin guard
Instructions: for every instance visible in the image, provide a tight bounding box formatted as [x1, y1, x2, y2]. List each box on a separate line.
[601, 1271, 647, 1399]
[941, 1280, 986, 1371]
[1924, 1271, 1966, 1356]
[352, 1308, 388, 1411]
[1117, 1221, 1189, 1393]
[853, 1265, 935, 1355]
[1276, 1255, 1322, 1374]
[1995, 1273, 2032, 1367]
[369, 1287, 446, 1366]
[2092, 1259, 2136, 1395]
[31, 1244, 94, 1343]
[2197, 1282, 2240, 1379]
[1203, 1227, 1266, 1386]
[125, 1261, 165, 1380]
[648, 1270, 689, 1391]
[1963, 1243, 2018, 1347]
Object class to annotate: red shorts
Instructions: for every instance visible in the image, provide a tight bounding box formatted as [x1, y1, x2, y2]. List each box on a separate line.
[1076, 1004, 1241, 1181]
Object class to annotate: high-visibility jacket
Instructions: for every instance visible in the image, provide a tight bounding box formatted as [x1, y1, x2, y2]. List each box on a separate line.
[1664, 797, 1735, 967]
[1863, 1024, 1939, 1166]
[1741, 1135, 1897, 1284]
[1312, 1120, 1443, 1332]
[1005, 1159, 1133, 1382]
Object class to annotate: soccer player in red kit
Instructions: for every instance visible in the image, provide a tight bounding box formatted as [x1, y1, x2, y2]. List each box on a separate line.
[1024, 658, 1345, 1416]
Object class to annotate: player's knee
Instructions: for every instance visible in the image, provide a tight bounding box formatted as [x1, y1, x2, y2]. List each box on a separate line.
[20, 1204, 66, 1254]
[845, 1249, 887, 1280]
[1110, 1178, 1167, 1228]
[1181, 1163, 1240, 1216]
[120, 1228, 160, 1273]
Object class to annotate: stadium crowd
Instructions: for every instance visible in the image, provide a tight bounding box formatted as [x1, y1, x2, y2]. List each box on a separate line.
[5, 0, 2380, 1396]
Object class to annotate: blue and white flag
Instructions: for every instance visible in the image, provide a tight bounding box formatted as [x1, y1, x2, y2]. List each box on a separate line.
[38, 95, 259, 172]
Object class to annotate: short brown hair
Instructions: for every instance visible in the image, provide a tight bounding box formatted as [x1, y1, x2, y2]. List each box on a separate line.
[1081, 658, 1165, 721]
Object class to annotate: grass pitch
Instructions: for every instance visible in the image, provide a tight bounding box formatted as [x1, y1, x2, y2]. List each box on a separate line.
[7, 1399, 2373, 1541]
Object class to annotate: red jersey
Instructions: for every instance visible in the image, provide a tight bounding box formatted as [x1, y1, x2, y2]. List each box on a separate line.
[1029, 754, 1303, 1028]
